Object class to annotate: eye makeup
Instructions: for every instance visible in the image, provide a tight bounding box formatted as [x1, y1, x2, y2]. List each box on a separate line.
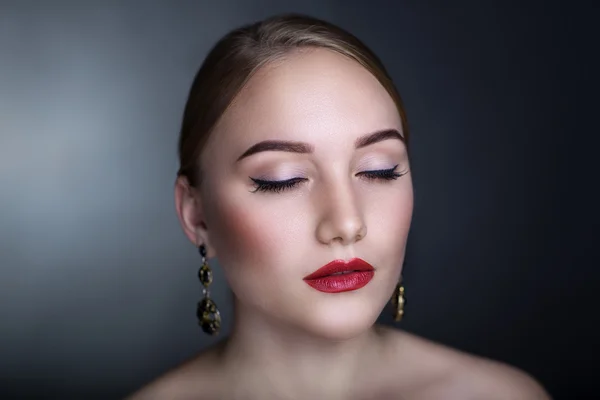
[249, 165, 408, 194]
[356, 164, 406, 181]
[250, 177, 308, 193]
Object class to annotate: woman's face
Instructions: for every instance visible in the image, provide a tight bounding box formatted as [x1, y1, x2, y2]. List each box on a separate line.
[182, 48, 413, 340]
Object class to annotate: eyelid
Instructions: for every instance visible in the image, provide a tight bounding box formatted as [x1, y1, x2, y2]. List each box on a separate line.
[251, 174, 307, 182]
[248, 163, 311, 182]
[360, 165, 397, 172]
[356, 164, 407, 180]
[250, 176, 307, 184]
[249, 176, 308, 193]
[356, 164, 399, 174]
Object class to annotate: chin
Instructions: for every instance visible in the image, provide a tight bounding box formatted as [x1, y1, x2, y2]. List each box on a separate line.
[296, 297, 383, 341]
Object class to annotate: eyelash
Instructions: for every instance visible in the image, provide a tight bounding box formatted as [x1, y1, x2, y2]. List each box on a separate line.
[250, 165, 406, 193]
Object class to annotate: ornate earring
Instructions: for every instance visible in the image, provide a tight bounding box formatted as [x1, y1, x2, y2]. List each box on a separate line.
[196, 245, 221, 335]
[391, 275, 406, 322]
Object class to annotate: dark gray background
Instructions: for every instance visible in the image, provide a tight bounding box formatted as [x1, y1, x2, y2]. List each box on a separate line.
[0, 1, 597, 399]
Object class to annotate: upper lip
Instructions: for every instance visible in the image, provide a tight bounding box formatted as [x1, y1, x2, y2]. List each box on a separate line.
[303, 258, 374, 280]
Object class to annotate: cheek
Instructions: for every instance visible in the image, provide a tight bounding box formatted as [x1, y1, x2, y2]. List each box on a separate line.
[366, 181, 413, 259]
[371, 183, 412, 224]
[205, 192, 308, 274]
[209, 201, 269, 267]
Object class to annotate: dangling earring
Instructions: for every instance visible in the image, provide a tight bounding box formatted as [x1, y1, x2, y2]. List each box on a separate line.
[391, 275, 406, 322]
[196, 245, 221, 335]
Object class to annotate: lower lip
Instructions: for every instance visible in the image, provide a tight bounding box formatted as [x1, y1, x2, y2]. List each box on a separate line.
[304, 271, 375, 293]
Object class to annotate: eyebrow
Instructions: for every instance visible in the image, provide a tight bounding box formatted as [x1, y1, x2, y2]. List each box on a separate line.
[236, 129, 405, 162]
[355, 129, 405, 149]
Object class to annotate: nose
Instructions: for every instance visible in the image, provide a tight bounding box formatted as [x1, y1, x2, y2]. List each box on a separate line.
[315, 180, 367, 246]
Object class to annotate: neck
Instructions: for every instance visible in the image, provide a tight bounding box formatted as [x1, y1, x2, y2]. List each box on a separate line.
[218, 298, 386, 399]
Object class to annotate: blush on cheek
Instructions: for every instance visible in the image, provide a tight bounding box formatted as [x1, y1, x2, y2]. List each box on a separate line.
[209, 198, 277, 272]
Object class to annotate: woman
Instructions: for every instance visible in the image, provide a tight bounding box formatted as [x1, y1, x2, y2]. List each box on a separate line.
[129, 14, 550, 400]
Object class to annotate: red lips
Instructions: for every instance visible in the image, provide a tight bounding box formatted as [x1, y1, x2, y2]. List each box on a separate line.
[303, 258, 375, 293]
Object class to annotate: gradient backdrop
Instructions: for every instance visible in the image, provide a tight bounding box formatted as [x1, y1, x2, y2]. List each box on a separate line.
[0, 1, 596, 399]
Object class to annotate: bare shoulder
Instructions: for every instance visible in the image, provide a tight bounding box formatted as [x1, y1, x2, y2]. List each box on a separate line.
[455, 354, 552, 400]
[381, 327, 551, 399]
[125, 343, 224, 400]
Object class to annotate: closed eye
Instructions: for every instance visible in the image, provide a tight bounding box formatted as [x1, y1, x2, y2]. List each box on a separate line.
[250, 177, 307, 193]
[356, 165, 407, 181]
[250, 165, 407, 194]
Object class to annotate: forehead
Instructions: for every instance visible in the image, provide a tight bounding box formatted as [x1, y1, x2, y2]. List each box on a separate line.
[210, 48, 402, 154]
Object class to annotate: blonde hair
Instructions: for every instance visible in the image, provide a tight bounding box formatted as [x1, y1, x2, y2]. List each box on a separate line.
[177, 13, 409, 186]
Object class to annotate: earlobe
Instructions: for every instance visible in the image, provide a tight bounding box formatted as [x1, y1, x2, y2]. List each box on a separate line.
[174, 176, 214, 255]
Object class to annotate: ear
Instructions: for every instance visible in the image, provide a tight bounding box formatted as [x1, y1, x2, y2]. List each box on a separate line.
[174, 176, 216, 257]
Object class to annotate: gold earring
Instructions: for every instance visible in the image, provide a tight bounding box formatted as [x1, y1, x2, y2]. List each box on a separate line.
[196, 245, 221, 335]
[391, 276, 405, 322]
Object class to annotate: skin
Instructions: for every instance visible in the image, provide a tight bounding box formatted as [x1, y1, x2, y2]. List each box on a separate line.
[128, 48, 551, 399]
